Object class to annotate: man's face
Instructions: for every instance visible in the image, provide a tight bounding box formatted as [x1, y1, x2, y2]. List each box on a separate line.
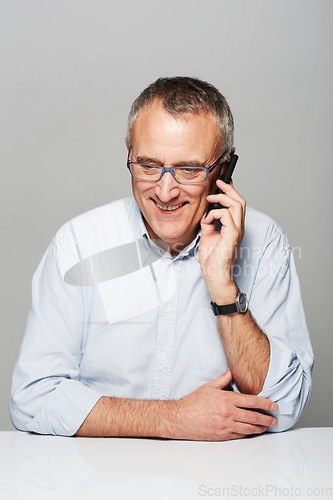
[129, 99, 223, 255]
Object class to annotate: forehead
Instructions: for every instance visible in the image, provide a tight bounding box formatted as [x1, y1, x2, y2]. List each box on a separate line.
[131, 100, 221, 159]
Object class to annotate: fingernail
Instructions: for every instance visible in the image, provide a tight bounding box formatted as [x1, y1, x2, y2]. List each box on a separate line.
[272, 418, 278, 426]
[271, 403, 278, 411]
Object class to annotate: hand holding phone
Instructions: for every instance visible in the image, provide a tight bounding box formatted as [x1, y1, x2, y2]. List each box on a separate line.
[209, 154, 239, 231]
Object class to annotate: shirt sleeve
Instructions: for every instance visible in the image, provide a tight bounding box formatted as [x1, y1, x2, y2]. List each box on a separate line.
[10, 232, 103, 436]
[244, 223, 314, 432]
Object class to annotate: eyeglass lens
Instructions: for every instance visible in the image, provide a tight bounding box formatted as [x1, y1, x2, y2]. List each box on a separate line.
[130, 164, 207, 183]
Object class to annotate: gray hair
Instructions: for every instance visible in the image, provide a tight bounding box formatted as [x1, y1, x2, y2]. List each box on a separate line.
[126, 76, 234, 159]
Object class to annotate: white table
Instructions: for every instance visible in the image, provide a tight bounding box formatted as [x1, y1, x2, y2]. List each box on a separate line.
[0, 428, 332, 499]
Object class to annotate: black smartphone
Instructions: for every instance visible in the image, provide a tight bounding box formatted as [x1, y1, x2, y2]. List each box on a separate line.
[208, 154, 239, 231]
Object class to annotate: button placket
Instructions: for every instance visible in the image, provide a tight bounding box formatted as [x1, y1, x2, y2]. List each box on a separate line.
[151, 259, 178, 399]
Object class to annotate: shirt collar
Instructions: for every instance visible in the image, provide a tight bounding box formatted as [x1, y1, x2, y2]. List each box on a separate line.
[142, 217, 201, 261]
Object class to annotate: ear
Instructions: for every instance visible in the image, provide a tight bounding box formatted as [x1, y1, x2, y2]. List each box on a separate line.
[228, 147, 236, 161]
[221, 147, 236, 170]
[125, 138, 130, 152]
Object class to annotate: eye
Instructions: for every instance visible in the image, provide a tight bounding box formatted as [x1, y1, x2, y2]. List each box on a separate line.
[180, 167, 203, 177]
[143, 164, 156, 170]
[139, 164, 161, 175]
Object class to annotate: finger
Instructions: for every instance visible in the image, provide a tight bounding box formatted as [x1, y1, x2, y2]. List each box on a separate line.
[206, 193, 244, 212]
[205, 209, 240, 240]
[207, 180, 246, 216]
[201, 210, 219, 228]
[211, 369, 233, 389]
[203, 209, 229, 227]
[204, 207, 237, 227]
[228, 433, 249, 440]
[234, 393, 279, 412]
[200, 210, 225, 239]
[233, 422, 269, 436]
[206, 193, 245, 225]
[216, 179, 246, 208]
[236, 408, 278, 428]
[206, 196, 244, 229]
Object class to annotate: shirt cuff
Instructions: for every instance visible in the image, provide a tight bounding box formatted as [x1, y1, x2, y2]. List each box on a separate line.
[26, 380, 103, 436]
[257, 336, 312, 432]
[230, 336, 312, 433]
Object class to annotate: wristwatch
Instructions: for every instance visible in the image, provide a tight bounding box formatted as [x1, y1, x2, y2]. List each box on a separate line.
[211, 291, 248, 316]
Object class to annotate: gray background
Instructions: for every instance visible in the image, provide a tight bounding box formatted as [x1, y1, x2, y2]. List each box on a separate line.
[1, 0, 332, 431]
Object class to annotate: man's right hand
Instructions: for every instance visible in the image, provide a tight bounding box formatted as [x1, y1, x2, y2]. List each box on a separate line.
[167, 370, 278, 441]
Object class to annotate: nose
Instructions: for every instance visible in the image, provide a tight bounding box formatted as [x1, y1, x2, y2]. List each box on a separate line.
[155, 170, 180, 201]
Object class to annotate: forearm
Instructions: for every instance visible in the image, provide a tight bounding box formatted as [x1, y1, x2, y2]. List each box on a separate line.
[75, 396, 180, 438]
[217, 309, 270, 395]
[75, 376, 278, 441]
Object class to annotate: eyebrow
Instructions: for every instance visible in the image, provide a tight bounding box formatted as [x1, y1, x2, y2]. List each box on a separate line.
[134, 155, 208, 168]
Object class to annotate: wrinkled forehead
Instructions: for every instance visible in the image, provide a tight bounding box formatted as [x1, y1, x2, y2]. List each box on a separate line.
[130, 100, 222, 157]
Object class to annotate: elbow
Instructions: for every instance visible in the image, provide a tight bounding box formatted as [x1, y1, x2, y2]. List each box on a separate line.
[267, 413, 297, 433]
[260, 365, 313, 433]
[9, 388, 49, 436]
[9, 396, 31, 433]
[269, 376, 312, 433]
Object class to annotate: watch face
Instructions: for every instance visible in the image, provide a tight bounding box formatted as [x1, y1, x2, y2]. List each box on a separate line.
[238, 293, 248, 313]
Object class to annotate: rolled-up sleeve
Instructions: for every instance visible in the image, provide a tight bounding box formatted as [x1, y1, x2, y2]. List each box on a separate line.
[248, 224, 313, 432]
[10, 232, 103, 436]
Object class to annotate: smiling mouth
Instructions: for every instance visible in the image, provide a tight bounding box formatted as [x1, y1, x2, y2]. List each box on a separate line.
[154, 201, 187, 212]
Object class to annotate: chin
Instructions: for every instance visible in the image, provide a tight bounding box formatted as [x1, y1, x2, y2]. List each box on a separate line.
[152, 225, 182, 242]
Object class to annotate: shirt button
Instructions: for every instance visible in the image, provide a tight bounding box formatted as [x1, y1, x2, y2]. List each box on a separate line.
[161, 353, 167, 361]
[169, 262, 175, 268]
[165, 307, 171, 313]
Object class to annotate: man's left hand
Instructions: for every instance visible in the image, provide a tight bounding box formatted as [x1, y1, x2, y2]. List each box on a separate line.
[198, 179, 246, 304]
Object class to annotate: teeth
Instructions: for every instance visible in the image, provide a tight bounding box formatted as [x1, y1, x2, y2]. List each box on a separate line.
[156, 202, 184, 211]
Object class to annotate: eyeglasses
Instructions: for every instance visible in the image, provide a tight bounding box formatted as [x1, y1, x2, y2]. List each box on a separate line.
[127, 151, 226, 184]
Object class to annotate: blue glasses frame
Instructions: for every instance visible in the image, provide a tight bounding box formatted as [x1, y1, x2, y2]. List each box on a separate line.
[127, 151, 227, 184]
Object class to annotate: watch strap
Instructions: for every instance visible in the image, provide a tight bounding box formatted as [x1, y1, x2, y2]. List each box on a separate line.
[211, 291, 248, 316]
[211, 301, 238, 316]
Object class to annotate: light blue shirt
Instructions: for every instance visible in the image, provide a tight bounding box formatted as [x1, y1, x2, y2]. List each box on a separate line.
[10, 197, 313, 436]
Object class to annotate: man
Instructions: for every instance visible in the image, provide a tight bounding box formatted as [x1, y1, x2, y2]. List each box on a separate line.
[10, 77, 313, 440]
